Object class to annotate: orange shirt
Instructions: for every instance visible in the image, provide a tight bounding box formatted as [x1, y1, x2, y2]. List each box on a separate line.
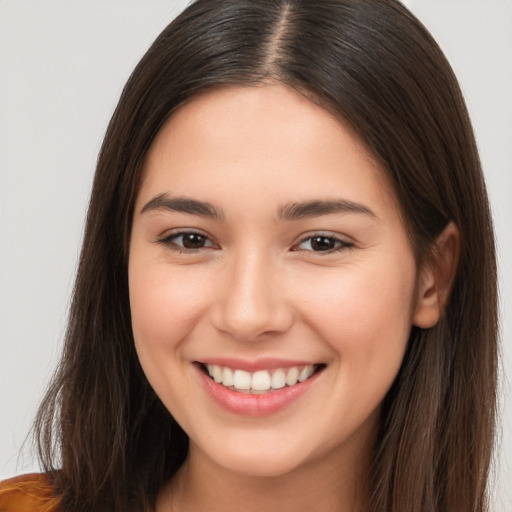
[0, 473, 61, 512]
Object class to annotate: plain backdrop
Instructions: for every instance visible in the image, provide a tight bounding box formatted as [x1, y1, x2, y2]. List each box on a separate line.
[1, 0, 511, 509]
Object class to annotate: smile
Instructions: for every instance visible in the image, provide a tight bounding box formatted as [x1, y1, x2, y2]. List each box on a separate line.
[200, 363, 325, 395]
[203, 364, 319, 394]
[195, 361, 325, 416]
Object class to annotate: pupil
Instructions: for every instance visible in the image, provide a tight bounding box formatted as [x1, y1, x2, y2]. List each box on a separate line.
[183, 233, 205, 249]
[311, 236, 334, 251]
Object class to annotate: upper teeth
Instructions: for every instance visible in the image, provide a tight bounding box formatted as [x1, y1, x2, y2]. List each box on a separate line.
[205, 364, 316, 392]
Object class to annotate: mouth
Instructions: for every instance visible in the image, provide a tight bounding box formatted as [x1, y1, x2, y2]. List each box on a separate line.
[196, 362, 326, 395]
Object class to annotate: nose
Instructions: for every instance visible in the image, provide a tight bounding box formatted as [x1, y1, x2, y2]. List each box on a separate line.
[211, 251, 294, 342]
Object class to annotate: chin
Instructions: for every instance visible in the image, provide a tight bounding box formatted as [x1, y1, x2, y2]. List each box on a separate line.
[192, 431, 323, 479]
[216, 451, 307, 478]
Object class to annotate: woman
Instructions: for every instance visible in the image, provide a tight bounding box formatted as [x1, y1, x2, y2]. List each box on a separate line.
[0, 0, 498, 511]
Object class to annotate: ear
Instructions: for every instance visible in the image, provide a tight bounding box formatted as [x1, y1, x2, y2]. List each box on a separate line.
[413, 221, 460, 329]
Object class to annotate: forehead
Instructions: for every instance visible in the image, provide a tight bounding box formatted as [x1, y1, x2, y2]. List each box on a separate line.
[148, 84, 375, 166]
[138, 84, 399, 219]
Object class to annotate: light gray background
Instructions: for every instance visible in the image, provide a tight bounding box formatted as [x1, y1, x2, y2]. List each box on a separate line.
[1, 0, 511, 509]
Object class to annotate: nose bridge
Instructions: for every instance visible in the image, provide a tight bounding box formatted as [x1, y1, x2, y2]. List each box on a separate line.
[213, 246, 292, 341]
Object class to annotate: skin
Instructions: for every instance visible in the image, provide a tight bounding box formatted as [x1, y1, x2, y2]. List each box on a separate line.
[128, 84, 453, 511]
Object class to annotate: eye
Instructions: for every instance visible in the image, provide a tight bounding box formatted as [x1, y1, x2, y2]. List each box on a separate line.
[294, 234, 353, 253]
[158, 231, 216, 251]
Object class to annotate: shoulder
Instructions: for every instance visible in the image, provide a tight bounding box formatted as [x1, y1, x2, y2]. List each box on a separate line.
[0, 473, 62, 512]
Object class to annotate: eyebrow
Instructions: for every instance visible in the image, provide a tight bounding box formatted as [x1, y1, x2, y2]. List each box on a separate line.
[140, 194, 224, 220]
[278, 199, 377, 221]
[140, 194, 376, 222]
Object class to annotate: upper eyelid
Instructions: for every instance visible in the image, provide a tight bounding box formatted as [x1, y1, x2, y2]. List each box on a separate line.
[294, 231, 354, 245]
[158, 228, 213, 240]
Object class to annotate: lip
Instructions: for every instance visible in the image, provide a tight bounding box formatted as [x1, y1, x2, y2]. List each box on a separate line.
[194, 361, 324, 416]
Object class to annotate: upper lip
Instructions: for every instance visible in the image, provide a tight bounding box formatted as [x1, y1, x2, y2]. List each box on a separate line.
[195, 357, 321, 372]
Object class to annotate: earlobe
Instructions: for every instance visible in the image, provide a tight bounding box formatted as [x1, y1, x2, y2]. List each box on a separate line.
[413, 221, 460, 329]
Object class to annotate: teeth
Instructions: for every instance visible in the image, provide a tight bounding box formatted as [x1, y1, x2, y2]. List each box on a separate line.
[204, 363, 318, 393]
[252, 370, 271, 391]
[222, 367, 234, 386]
[271, 369, 286, 389]
[298, 365, 314, 382]
[212, 365, 223, 383]
[285, 366, 299, 386]
[233, 369, 251, 390]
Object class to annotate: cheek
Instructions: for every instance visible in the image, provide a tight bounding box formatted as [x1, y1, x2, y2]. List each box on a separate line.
[128, 260, 212, 360]
[295, 254, 417, 382]
[128, 261, 216, 424]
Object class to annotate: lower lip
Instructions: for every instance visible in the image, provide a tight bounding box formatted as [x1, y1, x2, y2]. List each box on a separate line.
[195, 365, 323, 417]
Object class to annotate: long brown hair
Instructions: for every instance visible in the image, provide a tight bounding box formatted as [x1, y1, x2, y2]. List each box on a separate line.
[34, 1, 498, 511]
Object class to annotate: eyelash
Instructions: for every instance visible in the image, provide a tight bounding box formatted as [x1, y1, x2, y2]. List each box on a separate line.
[157, 230, 216, 253]
[292, 234, 354, 253]
[157, 230, 354, 254]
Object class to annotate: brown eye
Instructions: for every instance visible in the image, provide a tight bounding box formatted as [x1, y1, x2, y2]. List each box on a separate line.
[159, 231, 216, 251]
[182, 233, 207, 249]
[310, 236, 336, 251]
[294, 234, 353, 253]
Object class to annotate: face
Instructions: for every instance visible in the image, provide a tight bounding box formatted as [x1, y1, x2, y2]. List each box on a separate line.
[129, 84, 427, 478]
